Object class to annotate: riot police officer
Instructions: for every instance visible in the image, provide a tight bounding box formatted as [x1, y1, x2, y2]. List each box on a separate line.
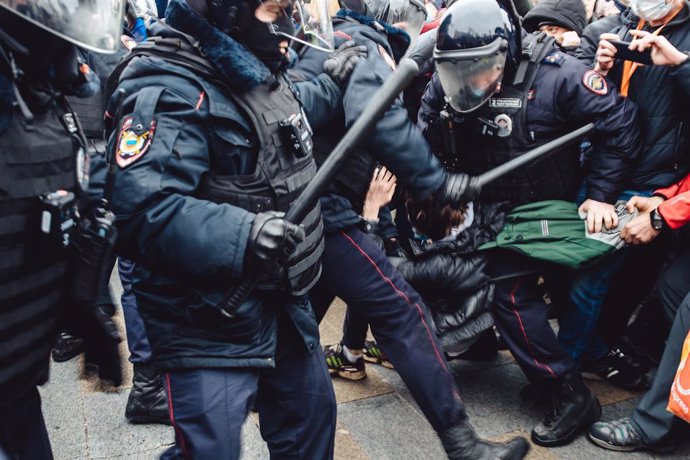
[418, 0, 641, 447]
[90, 0, 364, 457]
[0, 1, 125, 457]
[290, 1, 530, 458]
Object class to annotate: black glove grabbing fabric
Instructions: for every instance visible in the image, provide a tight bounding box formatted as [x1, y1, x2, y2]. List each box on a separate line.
[246, 211, 305, 279]
[323, 40, 368, 86]
[437, 173, 477, 206]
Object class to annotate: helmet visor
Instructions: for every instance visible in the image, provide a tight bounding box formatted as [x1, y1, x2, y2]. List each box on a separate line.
[262, 0, 335, 52]
[387, 0, 425, 51]
[0, 0, 125, 53]
[435, 40, 507, 113]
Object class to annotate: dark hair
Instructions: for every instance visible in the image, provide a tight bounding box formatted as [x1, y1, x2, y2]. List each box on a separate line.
[405, 193, 467, 241]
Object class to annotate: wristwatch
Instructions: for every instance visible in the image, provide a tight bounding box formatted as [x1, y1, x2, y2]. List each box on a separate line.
[650, 208, 666, 231]
[360, 217, 379, 234]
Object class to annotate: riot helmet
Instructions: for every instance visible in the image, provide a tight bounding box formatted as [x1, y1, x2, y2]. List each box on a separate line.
[202, 0, 336, 51]
[0, 0, 125, 53]
[433, 0, 519, 113]
[341, 0, 426, 50]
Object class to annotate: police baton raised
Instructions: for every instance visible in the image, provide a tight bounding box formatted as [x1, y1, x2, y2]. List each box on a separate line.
[464, 123, 596, 197]
[219, 58, 420, 317]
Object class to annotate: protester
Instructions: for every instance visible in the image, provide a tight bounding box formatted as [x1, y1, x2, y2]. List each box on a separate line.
[588, 174, 690, 451]
[556, 0, 690, 392]
[523, 0, 588, 53]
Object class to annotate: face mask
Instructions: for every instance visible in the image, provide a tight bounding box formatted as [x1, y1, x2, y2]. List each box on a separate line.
[630, 0, 675, 21]
[242, 15, 294, 73]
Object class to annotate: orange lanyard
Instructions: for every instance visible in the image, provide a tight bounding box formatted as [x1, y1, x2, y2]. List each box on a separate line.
[620, 6, 683, 97]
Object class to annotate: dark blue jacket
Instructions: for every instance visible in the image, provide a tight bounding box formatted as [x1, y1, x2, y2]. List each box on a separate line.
[419, 42, 641, 203]
[290, 10, 447, 232]
[89, 0, 339, 370]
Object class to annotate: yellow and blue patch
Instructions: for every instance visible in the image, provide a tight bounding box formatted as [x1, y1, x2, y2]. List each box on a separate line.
[116, 116, 156, 168]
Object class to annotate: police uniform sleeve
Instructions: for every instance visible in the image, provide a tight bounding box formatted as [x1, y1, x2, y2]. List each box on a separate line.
[342, 41, 445, 198]
[293, 73, 342, 129]
[417, 72, 447, 154]
[103, 83, 253, 278]
[552, 58, 641, 203]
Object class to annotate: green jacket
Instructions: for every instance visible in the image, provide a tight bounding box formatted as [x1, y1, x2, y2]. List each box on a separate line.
[479, 200, 636, 269]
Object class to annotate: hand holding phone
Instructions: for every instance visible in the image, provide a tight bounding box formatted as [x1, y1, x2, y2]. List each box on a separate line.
[610, 40, 654, 65]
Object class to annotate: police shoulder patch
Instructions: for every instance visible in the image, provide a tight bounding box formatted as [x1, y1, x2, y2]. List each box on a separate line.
[378, 44, 397, 71]
[582, 70, 608, 96]
[541, 52, 565, 66]
[116, 116, 156, 168]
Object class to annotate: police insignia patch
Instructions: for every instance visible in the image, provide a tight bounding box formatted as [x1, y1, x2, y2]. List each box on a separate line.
[378, 44, 397, 70]
[582, 70, 608, 96]
[116, 116, 156, 168]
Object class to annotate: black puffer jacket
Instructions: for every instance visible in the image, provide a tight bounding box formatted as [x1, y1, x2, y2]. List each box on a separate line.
[393, 203, 508, 354]
[602, 3, 690, 191]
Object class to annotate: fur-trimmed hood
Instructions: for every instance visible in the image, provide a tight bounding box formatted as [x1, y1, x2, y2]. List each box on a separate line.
[165, 0, 269, 90]
[335, 9, 411, 62]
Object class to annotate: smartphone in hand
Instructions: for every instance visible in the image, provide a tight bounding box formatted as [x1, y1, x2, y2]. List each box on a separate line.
[611, 40, 654, 65]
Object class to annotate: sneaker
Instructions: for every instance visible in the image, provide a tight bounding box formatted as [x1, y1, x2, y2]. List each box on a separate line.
[362, 340, 394, 369]
[589, 417, 675, 453]
[582, 347, 650, 391]
[324, 343, 366, 381]
[52, 332, 84, 362]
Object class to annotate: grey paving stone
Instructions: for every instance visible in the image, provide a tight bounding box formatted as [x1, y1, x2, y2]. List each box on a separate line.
[337, 394, 445, 460]
[240, 418, 269, 460]
[81, 389, 173, 458]
[41, 359, 88, 460]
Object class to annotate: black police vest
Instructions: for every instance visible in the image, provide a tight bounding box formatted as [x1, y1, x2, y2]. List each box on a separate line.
[199, 78, 324, 295]
[0, 99, 79, 402]
[114, 36, 324, 296]
[448, 34, 580, 206]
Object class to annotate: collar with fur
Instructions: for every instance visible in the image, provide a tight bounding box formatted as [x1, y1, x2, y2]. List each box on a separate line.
[165, 0, 269, 90]
[335, 9, 411, 62]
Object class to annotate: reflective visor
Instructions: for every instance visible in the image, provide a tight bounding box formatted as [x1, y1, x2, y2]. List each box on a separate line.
[0, 0, 125, 53]
[434, 37, 507, 113]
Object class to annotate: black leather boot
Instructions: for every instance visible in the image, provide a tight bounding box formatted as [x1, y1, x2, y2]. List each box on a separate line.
[438, 421, 530, 460]
[125, 363, 171, 425]
[531, 372, 601, 447]
[52, 331, 84, 362]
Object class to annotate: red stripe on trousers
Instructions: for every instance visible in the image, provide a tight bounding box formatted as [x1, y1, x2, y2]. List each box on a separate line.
[165, 372, 191, 458]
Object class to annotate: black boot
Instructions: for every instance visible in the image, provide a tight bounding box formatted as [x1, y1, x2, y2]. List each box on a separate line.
[52, 331, 84, 362]
[125, 363, 171, 425]
[531, 372, 601, 447]
[438, 421, 530, 460]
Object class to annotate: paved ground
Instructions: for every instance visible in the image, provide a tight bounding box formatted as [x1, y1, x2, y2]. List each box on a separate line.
[40, 271, 690, 459]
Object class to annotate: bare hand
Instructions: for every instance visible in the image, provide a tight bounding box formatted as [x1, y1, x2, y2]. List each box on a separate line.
[579, 199, 619, 233]
[626, 195, 665, 214]
[362, 166, 397, 219]
[560, 31, 581, 48]
[629, 30, 689, 67]
[620, 213, 660, 245]
[594, 33, 621, 75]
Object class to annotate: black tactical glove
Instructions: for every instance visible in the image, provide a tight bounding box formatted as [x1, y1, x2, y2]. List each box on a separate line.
[436, 173, 479, 206]
[246, 211, 305, 280]
[323, 40, 368, 86]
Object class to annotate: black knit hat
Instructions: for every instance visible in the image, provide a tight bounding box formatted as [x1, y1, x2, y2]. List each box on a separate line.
[522, 0, 587, 36]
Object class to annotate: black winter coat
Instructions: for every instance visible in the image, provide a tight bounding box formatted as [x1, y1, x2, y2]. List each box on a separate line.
[592, 3, 690, 191]
[393, 203, 508, 354]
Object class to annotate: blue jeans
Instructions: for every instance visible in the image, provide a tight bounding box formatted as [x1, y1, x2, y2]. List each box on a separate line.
[558, 185, 653, 362]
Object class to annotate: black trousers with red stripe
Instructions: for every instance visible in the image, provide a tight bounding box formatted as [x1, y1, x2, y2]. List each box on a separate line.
[489, 250, 576, 383]
[310, 227, 467, 432]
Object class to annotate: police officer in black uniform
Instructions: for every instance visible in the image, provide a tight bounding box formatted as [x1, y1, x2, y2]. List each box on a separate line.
[418, 0, 641, 448]
[90, 0, 366, 457]
[0, 1, 125, 458]
[290, 1, 530, 459]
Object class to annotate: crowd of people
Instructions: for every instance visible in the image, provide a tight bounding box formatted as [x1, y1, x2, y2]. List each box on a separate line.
[2, 0, 690, 458]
